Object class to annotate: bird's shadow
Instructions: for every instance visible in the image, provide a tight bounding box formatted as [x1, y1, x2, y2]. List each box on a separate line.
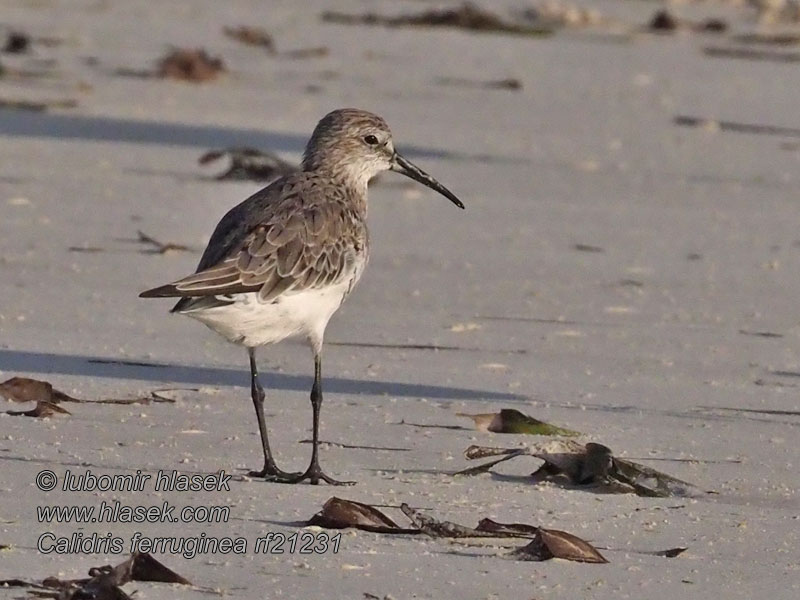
[0, 349, 525, 402]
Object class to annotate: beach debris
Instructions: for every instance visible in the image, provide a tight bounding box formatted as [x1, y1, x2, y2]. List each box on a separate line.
[281, 46, 329, 59]
[401, 504, 608, 563]
[435, 76, 522, 91]
[0, 376, 181, 406]
[457, 409, 580, 436]
[135, 230, 192, 254]
[573, 243, 604, 253]
[308, 498, 607, 563]
[647, 10, 727, 33]
[222, 26, 327, 58]
[675, 115, 800, 138]
[307, 497, 419, 534]
[199, 147, 298, 182]
[651, 547, 688, 558]
[157, 48, 225, 82]
[0, 552, 190, 598]
[223, 25, 276, 52]
[739, 329, 783, 338]
[3, 31, 30, 53]
[733, 32, 800, 46]
[648, 9, 679, 31]
[322, 3, 554, 36]
[6, 400, 70, 418]
[457, 441, 701, 497]
[0, 377, 79, 403]
[704, 45, 800, 63]
[509, 528, 608, 563]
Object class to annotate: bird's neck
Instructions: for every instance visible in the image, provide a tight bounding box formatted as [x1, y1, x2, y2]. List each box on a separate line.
[307, 166, 370, 213]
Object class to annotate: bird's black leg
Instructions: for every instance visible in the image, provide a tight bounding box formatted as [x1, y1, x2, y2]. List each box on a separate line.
[247, 348, 298, 479]
[276, 353, 355, 485]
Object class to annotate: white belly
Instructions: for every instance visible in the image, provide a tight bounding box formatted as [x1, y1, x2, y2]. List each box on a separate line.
[185, 280, 352, 349]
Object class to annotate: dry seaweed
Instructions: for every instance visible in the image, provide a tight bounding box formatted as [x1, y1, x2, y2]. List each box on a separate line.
[223, 26, 275, 52]
[6, 400, 70, 418]
[307, 497, 420, 534]
[457, 408, 580, 436]
[510, 528, 608, 563]
[458, 441, 701, 497]
[436, 77, 522, 91]
[309, 498, 613, 564]
[703, 46, 800, 63]
[0, 376, 180, 406]
[3, 31, 30, 53]
[135, 230, 191, 254]
[157, 48, 226, 82]
[675, 115, 800, 139]
[322, 3, 553, 37]
[1, 552, 190, 598]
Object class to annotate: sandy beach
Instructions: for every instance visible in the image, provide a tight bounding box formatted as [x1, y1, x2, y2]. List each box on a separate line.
[1, 1, 799, 598]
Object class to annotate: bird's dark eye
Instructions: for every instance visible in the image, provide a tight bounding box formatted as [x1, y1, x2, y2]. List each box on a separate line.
[363, 134, 379, 145]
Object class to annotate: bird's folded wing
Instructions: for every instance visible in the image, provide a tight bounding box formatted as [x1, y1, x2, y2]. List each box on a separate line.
[140, 204, 362, 303]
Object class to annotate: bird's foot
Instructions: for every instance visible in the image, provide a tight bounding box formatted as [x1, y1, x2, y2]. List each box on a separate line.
[273, 463, 355, 486]
[248, 462, 301, 480]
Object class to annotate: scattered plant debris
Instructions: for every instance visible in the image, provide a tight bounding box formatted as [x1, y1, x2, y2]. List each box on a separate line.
[458, 441, 701, 497]
[647, 10, 727, 33]
[3, 31, 30, 53]
[0, 376, 181, 406]
[7, 400, 70, 418]
[436, 76, 522, 91]
[199, 147, 298, 181]
[674, 115, 800, 138]
[157, 48, 226, 82]
[703, 46, 800, 63]
[457, 409, 580, 436]
[573, 243, 604, 253]
[739, 329, 783, 338]
[510, 528, 608, 563]
[135, 230, 192, 254]
[322, 3, 554, 36]
[0, 376, 77, 403]
[282, 46, 329, 59]
[307, 497, 419, 534]
[223, 25, 276, 52]
[308, 498, 609, 563]
[651, 547, 688, 558]
[401, 504, 506, 539]
[733, 33, 800, 46]
[0, 552, 190, 598]
[648, 9, 678, 31]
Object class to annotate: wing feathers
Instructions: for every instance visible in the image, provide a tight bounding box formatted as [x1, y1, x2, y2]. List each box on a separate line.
[141, 191, 364, 303]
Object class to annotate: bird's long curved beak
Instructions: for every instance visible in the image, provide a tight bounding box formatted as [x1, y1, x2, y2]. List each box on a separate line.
[390, 153, 465, 209]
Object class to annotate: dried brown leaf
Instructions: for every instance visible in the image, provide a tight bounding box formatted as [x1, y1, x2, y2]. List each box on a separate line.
[458, 409, 580, 436]
[157, 48, 225, 82]
[510, 528, 608, 563]
[308, 497, 419, 534]
[475, 518, 539, 538]
[7, 400, 70, 418]
[223, 26, 275, 52]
